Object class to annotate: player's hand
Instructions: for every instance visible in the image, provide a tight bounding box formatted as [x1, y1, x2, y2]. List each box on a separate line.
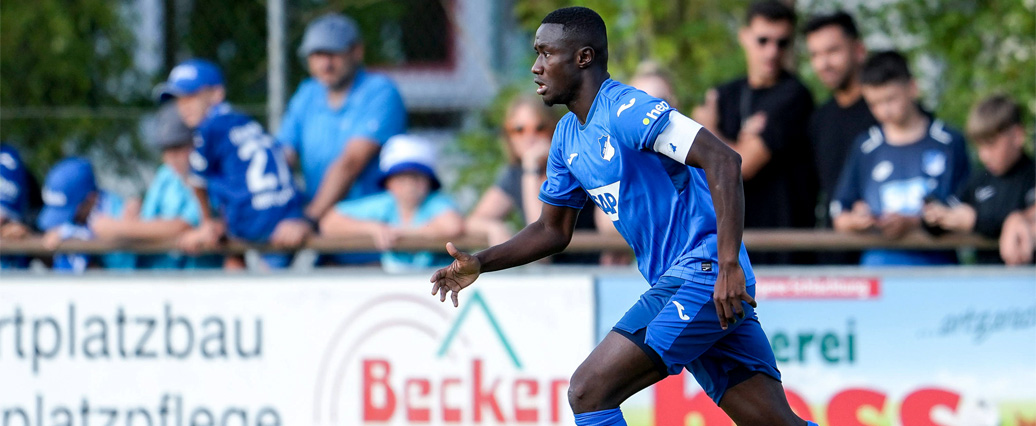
[429, 242, 482, 307]
[179, 220, 224, 254]
[42, 229, 64, 251]
[521, 139, 551, 173]
[371, 224, 400, 251]
[713, 262, 756, 330]
[739, 112, 767, 137]
[837, 201, 877, 232]
[89, 215, 125, 240]
[877, 213, 920, 239]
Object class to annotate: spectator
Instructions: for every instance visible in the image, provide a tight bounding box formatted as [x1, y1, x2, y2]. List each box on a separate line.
[88, 104, 222, 269]
[804, 11, 877, 264]
[465, 94, 601, 264]
[320, 135, 463, 273]
[278, 13, 407, 230]
[1, 144, 34, 269]
[157, 59, 311, 269]
[629, 60, 678, 107]
[37, 158, 136, 273]
[923, 94, 1035, 264]
[831, 51, 969, 266]
[692, 0, 816, 264]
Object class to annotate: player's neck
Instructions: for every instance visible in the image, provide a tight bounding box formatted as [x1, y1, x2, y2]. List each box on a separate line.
[833, 80, 862, 108]
[570, 72, 610, 125]
[326, 78, 356, 109]
[882, 109, 928, 146]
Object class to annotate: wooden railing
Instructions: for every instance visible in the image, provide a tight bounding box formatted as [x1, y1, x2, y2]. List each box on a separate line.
[0, 229, 998, 255]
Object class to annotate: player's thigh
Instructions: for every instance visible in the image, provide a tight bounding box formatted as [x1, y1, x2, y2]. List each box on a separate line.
[569, 331, 666, 412]
[719, 373, 803, 426]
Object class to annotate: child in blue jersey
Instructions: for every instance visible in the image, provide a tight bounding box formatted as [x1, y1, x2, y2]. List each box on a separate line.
[831, 51, 969, 266]
[321, 134, 463, 272]
[1, 144, 35, 269]
[430, 7, 816, 426]
[88, 104, 222, 269]
[156, 59, 312, 268]
[36, 158, 136, 273]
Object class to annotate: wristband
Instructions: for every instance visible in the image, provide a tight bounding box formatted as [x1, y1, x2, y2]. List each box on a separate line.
[302, 215, 320, 232]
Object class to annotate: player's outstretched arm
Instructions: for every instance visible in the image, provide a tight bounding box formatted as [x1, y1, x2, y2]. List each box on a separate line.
[429, 203, 579, 307]
[683, 125, 756, 329]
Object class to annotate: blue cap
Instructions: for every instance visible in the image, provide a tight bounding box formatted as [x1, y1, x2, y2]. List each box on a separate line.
[378, 135, 441, 190]
[155, 59, 225, 102]
[298, 13, 361, 57]
[38, 157, 98, 231]
[0, 144, 28, 221]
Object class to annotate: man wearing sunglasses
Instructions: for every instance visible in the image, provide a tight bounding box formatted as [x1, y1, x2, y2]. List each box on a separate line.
[693, 0, 817, 265]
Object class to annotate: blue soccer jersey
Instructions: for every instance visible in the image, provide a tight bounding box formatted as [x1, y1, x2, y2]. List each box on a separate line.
[189, 103, 304, 242]
[831, 119, 969, 218]
[540, 79, 754, 285]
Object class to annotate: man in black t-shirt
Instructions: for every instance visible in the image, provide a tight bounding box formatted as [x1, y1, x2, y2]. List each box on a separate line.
[923, 95, 1036, 264]
[803, 11, 878, 264]
[693, 1, 815, 265]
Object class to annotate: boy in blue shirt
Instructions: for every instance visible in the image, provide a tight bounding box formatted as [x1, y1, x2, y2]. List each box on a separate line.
[321, 135, 463, 272]
[156, 59, 312, 267]
[1, 144, 34, 269]
[430, 7, 815, 426]
[831, 51, 969, 266]
[37, 158, 136, 272]
[88, 104, 222, 269]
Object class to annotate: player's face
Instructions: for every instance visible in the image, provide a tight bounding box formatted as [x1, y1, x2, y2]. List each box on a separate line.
[861, 81, 917, 127]
[175, 87, 223, 128]
[162, 144, 194, 178]
[532, 23, 580, 106]
[505, 104, 552, 159]
[740, 17, 795, 83]
[386, 171, 431, 210]
[307, 47, 362, 90]
[975, 126, 1024, 176]
[806, 26, 865, 91]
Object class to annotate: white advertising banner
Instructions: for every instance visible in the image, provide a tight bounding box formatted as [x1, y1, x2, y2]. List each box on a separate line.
[0, 273, 596, 426]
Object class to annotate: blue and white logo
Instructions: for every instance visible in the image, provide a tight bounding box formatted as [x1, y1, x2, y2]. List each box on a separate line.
[587, 181, 621, 221]
[922, 150, 947, 177]
[598, 134, 616, 161]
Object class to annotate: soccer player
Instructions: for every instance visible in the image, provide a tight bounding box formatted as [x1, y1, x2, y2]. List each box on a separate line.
[430, 7, 815, 426]
[157, 59, 312, 268]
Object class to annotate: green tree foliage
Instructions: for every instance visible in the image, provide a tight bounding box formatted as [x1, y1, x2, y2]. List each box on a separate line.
[0, 0, 151, 181]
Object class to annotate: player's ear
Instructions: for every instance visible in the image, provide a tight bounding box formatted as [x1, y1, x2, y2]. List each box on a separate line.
[577, 46, 595, 69]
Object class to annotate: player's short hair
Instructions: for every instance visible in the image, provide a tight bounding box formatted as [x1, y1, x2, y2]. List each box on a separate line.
[803, 10, 860, 39]
[967, 94, 1024, 142]
[745, 0, 797, 27]
[541, 6, 608, 69]
[860, 50, 912, 86]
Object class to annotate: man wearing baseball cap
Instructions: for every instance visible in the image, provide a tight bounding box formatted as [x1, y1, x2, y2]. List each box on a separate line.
[37, 157, 135, 272]
[320, 134, 462, 272]
[278, 13, 407, 265]
[157, 58, 311, 269]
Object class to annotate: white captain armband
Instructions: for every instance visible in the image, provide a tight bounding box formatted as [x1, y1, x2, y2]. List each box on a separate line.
[652, 111, 703, 163]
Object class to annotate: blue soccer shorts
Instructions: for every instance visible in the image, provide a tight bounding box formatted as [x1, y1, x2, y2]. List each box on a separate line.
[613, 274, 781, 405]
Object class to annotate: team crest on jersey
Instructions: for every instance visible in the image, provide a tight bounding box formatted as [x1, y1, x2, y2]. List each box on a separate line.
[598, 135, 616, 161]
[922, 150, 946, 177]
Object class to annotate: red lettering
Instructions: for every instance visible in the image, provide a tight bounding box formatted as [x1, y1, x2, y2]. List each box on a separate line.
[363, 359, 396, 421]
[441, 378, 461, 423]
[406, 378, 431, 422]
[514, 379, 539, 422]
[550, 379, 568, 422]
[828, 388, 886, 426]
[655, 373, 733, 426]
[901, 388, 960, 426]
[473, 359, 504, 422]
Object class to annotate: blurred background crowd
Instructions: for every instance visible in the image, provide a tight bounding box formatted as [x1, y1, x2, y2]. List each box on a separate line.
[1, 0, 1033, 273]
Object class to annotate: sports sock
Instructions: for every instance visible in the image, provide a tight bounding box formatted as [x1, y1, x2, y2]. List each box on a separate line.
[574, 407, 627, 426]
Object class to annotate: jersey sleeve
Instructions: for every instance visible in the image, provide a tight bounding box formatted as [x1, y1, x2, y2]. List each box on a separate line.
[351, 82, 407, 146]
[538, 135, 587, 209]
[187, 125, 221, 189]
[609, 90, 674, 152]
[829, 136, 866, 217]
